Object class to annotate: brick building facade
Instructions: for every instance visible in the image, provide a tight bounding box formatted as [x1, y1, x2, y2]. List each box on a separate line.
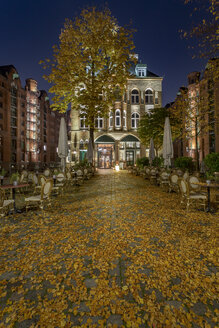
[0, 65, 61, 171]
[172, 58, 219, 163]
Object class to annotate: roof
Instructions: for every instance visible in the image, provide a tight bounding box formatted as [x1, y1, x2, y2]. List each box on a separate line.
[121, 135, 140, 142]
[95, 135, 115, 143]
[129, 63, 159, 78]
[0, 65, 17, 77]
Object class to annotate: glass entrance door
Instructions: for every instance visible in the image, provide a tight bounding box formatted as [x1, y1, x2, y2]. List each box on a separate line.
[97, 144, 113, 168]
[126, 151, 134, 166]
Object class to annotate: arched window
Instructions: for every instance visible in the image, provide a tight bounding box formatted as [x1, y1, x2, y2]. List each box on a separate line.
[131, 112, 140, 129]
[145, 89, 154, 104]
[131, 89, 139, 104]
[123, 110, 126, 128]
[95, 116, 103, 129]
[80, 115, 87, 129]
[109, 111, 113, 128]
[115, 109, 121, 127]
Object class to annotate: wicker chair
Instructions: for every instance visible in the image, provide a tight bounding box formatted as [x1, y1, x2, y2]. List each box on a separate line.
[0, 189, 14, 216]
[178, 178, 207, 211]
[25, 179, 53, 211]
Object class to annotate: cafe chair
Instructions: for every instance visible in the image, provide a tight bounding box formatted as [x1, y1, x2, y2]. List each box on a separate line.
[0, 189, 14, 216]
[76, 169, 84, 186]
[178, 178, 207, 211]
[25, 179, 53, 212]
[169, 173, 180, 193]
[159, 171, 170, 190]
[55, 173, 65, 193]
[188, 176, 206, 195]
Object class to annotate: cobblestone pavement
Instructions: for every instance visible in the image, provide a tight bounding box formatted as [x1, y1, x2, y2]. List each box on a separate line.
[0, 170, 218, 328]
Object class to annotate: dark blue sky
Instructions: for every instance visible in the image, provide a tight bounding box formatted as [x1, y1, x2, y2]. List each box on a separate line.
[0, 0, 206, 105]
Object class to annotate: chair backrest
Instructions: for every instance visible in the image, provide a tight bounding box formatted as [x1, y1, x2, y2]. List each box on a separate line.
[77, 170, 83, 177]
[178, 178, 189, 196]
[41, 179, 53, 199]
[176, 169, 183, 177]
[161, 172, 169, 180]
[66, 172, 71, 180]
[39, 175, 46, 186]
[21, 170, 28, 178]
[0, 189, 5, 207]
[170, 174, 179, 184]
[28, 172, 33, 182]
[183, 171, 189, 181]
[84, 168, 88, 175]
[57, 173, 65, 182]
[32, 174, 38, 186]
[44, 169, 51, 177]
[189, 176, 201, 191]
[20, 173, 25, 183]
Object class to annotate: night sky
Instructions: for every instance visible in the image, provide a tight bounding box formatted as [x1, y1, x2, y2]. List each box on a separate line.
[0, 0, 207, 105]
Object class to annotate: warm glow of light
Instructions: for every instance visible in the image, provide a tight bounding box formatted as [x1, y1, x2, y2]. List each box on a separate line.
[115, 164, 120, 171]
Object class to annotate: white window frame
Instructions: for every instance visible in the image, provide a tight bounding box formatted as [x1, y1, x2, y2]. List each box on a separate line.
[131, 112, 140, 129]
[123, 110, 126, 128]
[138, 68, 146, 77]
[131, 89, 139, 104]
[109, 111, 113, 128]
[80, 115, 87, 129]
[95, 116, 103, 129]
[145, 89, 154, 104]
[115, 109, 121, 127]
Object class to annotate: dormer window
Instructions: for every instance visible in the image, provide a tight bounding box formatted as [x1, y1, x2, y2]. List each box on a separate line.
[138, 68, 146, 77]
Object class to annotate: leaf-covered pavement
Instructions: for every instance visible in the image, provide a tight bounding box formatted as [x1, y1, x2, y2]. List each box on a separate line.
[0, 170, 218, 328]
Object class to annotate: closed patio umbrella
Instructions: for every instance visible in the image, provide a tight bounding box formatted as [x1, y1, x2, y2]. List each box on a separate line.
[162, 117, 173, 168]
[149, 138, 155, 166]
[58, 117, 68, 172]
[87, 138, 93, 164]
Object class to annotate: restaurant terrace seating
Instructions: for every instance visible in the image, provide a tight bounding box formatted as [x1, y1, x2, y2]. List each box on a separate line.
[178, 178, 207, 211]
[25, 179, 53, 212]
[0, 189, 14, 216]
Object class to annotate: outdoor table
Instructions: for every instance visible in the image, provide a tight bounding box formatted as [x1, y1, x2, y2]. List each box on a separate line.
[193, 181, 219, 212]
[1, 183, 29, 213]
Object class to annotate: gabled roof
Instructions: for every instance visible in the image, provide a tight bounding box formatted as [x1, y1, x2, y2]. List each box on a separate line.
[0, 65, 17, 77]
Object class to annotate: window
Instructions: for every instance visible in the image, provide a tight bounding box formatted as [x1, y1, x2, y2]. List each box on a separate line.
[145, 90, 154, 104]
[80, 115, 87, 129]
[138, 68, 146, 77]
[131, 112, 140, 128]
[131, 89, 139, 104]
[123, 110, 126, 127]
[95, 116, 103, 129]
[109, 111, 113, 128]
[115, 109, 121, 127]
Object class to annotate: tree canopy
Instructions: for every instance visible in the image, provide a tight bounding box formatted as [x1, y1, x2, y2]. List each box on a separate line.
[40, 7, 136, 140]
[137, 107, 181, 152]
[182, 0, 218, 59]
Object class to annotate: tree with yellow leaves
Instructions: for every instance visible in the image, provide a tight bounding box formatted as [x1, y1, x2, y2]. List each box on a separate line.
[40, 7, 136, 144]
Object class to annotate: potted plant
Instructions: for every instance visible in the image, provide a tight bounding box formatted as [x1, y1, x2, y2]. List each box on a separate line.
[10, 172, 20, 186]
[204, 153, 219, 183]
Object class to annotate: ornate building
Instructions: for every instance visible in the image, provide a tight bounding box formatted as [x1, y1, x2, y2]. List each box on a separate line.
[70, 61, 163, 168]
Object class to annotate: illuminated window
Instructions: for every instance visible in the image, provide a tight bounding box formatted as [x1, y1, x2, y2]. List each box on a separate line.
[109, 111, 113, 128]
[80, 115, 88, 129]
[131, 112, 140, 128]
[123, 110, 126, 127]
[115, 109, 121, 127]
[95, 116, 103, 129]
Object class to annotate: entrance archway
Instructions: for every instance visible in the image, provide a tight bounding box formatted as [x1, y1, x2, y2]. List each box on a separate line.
[95, 135, 115, 168]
